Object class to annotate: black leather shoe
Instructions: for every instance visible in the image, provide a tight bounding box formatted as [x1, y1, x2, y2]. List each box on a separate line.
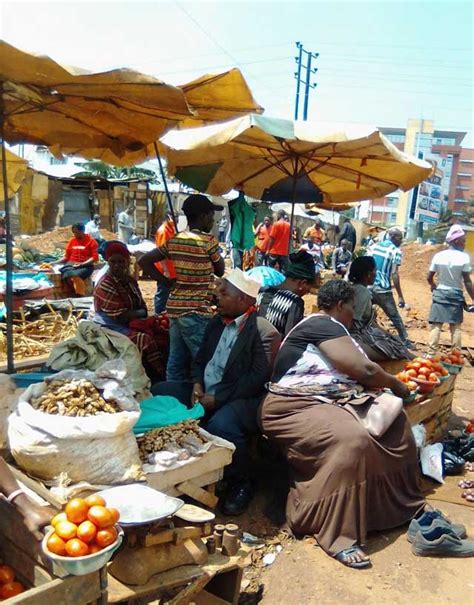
[221, 480, 254, 516]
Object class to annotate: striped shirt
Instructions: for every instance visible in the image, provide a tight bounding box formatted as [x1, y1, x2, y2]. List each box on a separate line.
[370, 240, 402, 292]
[163, 230, 221, 317]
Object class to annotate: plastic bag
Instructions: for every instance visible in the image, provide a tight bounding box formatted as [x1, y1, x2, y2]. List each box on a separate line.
[133, 396, 204, 435]
[8, 365, 143, 485]
[420, 443, 444, 484]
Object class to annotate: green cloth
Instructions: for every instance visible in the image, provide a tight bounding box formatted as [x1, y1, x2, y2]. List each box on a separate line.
[228, 192, 255, 251]
[133, 396, 205, 434]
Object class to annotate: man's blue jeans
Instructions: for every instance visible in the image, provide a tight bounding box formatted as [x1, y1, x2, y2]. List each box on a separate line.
[372, 290, 408, 343]
[154, 281, 171, 314]
[166, 314, 211, 381]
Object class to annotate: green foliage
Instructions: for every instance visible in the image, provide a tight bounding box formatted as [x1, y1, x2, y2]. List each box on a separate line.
[73, 161, 159, 183]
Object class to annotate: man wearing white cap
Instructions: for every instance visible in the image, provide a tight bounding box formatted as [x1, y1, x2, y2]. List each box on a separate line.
[427, 224, 474, 353]
[153, 268, 280, 514]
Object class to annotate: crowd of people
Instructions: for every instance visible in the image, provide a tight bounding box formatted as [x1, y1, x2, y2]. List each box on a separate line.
[47, 194, 473, 569]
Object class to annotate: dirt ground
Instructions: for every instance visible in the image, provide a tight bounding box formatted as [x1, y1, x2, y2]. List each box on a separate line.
[139, 242, 474, 604]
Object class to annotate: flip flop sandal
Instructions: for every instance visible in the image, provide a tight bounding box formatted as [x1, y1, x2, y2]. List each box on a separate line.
[335, 547, 371, 569]
[458, 480, 474, 489]
[461, 490, 474, 502]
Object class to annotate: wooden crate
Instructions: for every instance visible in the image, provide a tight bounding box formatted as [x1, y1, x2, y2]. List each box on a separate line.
[0, 499, 104, 605]
[146, 445, 233, 509]
[381, 360, 457, 443]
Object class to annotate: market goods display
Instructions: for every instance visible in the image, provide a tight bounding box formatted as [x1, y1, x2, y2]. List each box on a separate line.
[30, 379, 120, 417]
[45, 496, 120, 559]
[440, 349, 465, 374]
[0, 307, 81, 361]
[137, 420, 207, 463]
[396, 357, 445, 394]
[0, 564, 25, 598]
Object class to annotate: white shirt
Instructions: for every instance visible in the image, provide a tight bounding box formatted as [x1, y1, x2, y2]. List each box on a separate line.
[430, 248, 471, 291]
[85, 220, 101, 239]
[118, 212, 134, 243]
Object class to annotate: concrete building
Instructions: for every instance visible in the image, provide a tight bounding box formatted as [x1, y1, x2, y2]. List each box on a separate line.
[369, 120, 473, 235]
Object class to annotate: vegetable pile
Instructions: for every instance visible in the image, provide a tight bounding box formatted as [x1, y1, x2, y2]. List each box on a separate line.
[0, 564, 25, 599]
[396, 356, 448, 388]
[440, 349, 466, 367]
[30, 379, 120, 417]
[137, 420, 206, 463]
[46, 495, 120, 558]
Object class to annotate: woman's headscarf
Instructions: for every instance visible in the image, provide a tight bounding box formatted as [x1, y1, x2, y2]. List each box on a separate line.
[446, 224, 465, 244]
[104, 241, 130, 261]
[285, 250, 316, 282]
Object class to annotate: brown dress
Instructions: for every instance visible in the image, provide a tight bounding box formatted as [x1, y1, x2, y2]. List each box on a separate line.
[259, 314, 424, 556]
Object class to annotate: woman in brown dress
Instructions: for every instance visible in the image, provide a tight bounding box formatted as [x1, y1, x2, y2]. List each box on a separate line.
[260, 279, 425, 568]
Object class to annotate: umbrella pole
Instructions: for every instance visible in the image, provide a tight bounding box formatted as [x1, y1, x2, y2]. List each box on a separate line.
[0, 111, 14, 373]
[288, 159, 299, 256]
[153, 142, 178, 231]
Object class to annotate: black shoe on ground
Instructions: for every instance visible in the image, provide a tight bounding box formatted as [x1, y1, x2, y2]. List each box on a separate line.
[221, 479, 254, 516]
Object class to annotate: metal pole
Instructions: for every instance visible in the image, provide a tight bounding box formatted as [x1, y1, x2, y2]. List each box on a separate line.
[294, 42, 303, 121]
[288, 157, 299, 256]
[0, 111, 14, 373]
[303, 53, 313, 121]
[153, 141, 178, 231]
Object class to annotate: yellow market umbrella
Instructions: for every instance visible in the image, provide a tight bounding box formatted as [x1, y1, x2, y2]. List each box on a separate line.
[162, 114, 434, 205]
[0, 148, 27, 201]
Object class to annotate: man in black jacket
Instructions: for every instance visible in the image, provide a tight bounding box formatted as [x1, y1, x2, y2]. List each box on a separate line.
[338, 217, 357, 252]
[153, 268, 281, 514]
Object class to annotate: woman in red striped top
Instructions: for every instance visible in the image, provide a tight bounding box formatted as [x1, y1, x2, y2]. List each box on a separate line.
[58, 223, 98, 296]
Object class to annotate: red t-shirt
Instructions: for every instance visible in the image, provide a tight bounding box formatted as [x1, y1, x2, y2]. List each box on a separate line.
[269, 219, 290, 255]
[65, 234, 99, 264]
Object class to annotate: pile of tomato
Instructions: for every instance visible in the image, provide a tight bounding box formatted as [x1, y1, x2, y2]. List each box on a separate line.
[0, 564, 25, 599]
[46, 495, 120, 558]
[396, 357, 448, 387]
[156, 313, 170, 331]
[440, 349, 465, 367]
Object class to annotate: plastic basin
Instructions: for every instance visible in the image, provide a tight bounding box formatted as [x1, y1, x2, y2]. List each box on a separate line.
[441, 361, 463, 375]
[42, 526, 123, 576]
[412, 376, 440, 394]
[403, 388, 419, 404]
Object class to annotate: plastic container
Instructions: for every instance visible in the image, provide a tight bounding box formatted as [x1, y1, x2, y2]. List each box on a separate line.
[42, 526, 123, 576]
[412, 376, 440, 395]
[403, 388, 419, 404]
[11, 372, 54, 389]
[441, 361, 463, 375]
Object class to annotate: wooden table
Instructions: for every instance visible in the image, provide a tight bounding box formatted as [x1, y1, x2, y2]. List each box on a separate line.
[107, 548, 248, 605]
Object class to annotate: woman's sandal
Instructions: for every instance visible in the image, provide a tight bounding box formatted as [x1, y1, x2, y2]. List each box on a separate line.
[458, 479, 474, 489]
[335, 547, 371, 569]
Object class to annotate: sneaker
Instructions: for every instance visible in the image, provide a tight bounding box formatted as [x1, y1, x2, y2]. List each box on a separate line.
[221, 479, 254, 516]
[412, 525, 474, 557]
[407, 511, 467, 543]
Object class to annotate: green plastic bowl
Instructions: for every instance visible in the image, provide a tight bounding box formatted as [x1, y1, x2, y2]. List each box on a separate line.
[441, 361, 463, 375]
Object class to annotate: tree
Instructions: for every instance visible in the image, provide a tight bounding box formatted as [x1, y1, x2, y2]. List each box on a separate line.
[72, 160, 159, 183]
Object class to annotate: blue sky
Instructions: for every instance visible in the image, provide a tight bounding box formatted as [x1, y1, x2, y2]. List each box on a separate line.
[1, 1, 473, 145]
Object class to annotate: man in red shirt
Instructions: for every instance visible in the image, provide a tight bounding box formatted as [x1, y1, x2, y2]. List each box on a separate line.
[267, 210, 291, 272]
[58, 223, 98, 296]
[154, 214, 177, 313]
[254, 216, 272, 266]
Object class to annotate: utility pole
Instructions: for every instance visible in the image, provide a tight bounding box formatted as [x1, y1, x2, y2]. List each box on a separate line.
[294, 42, 319, 121]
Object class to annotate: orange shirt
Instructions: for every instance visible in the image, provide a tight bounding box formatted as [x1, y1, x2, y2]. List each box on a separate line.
[155, 219, 176, 279]
[269, 219, 291, 255]
[64, 234, 98, 264]
[255, 223, 271, 252]
[303, 226, 325, 244]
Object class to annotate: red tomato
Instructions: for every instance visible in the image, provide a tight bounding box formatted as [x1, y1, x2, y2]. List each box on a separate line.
[85, 494, 106, 508]
[418, 367, 431, 377]
[428, 373, 439, 382]
[406, 369, 417, 378]
[77, 520, 97, 544]
[0, 582, 24, 598]
[87, 506, 113, 529]
[65, 498, 89, 524]
[95, 526, 118, 548]
[46, 533, 67, 556]
[0, 565, 15, 585]
[65, 538, 89, 557]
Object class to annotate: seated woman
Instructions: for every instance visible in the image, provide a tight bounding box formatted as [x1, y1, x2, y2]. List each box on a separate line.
[349, 256, 412, 361]
[259, 280, 425, 569]
[257, 250, 315, 336]
[93, 242, 165, 381]
[58, 223, 98, 296]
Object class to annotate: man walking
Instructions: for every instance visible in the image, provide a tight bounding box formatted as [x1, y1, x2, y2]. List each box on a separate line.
[338, 217, 357, 252]
[369, 227, 413, 349]
[117, 204, 135, 244]
[427, 224, 474, 353]
[139, 194, 225, 380]
[267, 210, 291, 271]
